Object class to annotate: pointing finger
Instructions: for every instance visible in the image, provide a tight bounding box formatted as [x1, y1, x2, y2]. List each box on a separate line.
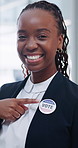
[17, 98, 39, 105]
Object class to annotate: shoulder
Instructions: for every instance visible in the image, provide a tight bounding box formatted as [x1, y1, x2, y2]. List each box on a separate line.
[0, 76, 29, 99]
[57, 72, 78, 93]
[58, 73, 78, 110]
[0, 80, 23, 91]
[52, 72, 78, 103]
[0, 81, 22, 99]
[61, 73, 78, 96]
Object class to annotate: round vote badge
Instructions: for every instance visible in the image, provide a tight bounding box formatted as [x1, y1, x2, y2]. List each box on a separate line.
[39, 99, 56, 114]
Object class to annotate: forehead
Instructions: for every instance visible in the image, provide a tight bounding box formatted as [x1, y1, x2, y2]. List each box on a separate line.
[18, 9, 57, 30]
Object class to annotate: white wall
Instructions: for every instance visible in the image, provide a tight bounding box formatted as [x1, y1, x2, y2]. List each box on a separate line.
[0, 0, 78, 85]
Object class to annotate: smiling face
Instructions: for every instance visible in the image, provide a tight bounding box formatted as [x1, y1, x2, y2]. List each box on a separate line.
[17, 9, 63, 82]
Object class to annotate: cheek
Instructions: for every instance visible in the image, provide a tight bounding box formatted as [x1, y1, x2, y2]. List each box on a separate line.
[17, 41, 20, 53]
[17, 41, 23, 54]
[45, 46, 57, 65]
[46, 43, 57, 57]
[48, 52, 56, 64]
[17, 44, 23, 62]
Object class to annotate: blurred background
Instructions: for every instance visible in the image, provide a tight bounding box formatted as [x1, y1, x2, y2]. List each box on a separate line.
[0, 0, 78, 86]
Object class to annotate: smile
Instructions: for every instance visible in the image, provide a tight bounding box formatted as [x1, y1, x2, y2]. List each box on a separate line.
[24, 54, 44, 61]
[24, 54, 44, 64]
[26, 55, 42, 60]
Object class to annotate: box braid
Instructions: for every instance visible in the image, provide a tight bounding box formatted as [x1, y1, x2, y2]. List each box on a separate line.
[19, 0, 69, 78]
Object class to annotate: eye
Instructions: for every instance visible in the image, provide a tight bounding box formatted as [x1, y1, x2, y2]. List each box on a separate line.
[17, 35, 27, 41]
[38, 35, 48, 40]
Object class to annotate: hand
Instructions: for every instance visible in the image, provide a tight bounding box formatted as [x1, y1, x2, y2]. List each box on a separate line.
[0, 98, 39, 122]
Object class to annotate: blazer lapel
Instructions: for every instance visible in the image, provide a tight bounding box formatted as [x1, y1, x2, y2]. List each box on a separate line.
[25, 72, 65, 148]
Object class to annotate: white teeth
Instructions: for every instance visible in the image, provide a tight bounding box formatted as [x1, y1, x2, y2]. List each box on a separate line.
[27, 55, 41, 60]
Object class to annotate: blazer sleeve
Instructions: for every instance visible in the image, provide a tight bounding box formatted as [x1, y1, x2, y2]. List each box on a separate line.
[71, 97, 78, 148]
[0, 85, 7, 127]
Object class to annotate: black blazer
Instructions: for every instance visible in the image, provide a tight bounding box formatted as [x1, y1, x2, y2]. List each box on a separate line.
[0, 72, 78, 148]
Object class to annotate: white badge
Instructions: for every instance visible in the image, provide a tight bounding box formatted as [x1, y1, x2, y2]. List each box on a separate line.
[39, 99, 56, 114]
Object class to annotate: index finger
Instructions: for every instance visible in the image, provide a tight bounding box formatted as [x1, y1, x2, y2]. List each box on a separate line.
[16, 98, 39, 105]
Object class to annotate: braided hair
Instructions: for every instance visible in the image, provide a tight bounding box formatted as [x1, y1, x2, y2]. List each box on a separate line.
[19, 0, 69, 78]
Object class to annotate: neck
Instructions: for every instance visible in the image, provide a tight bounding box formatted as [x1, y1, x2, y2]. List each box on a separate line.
[30, 68, 57, 84]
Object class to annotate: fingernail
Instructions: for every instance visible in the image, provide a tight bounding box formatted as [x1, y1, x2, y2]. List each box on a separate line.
[35, 100, 40, 102]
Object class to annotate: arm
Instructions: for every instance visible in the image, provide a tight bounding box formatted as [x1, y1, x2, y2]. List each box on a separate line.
[71, 98, 78, 148]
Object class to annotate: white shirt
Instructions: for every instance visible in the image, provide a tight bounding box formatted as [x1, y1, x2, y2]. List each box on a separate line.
[0, 73, 56, 148]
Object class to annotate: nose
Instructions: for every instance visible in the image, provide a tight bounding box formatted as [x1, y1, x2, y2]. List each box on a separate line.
[25, 37, 38, 51]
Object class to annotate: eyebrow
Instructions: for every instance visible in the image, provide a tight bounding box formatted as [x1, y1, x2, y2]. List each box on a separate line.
[36, 28, 51, 33]
[17, 30, 26, 34]
[17, 28, 51, 34]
